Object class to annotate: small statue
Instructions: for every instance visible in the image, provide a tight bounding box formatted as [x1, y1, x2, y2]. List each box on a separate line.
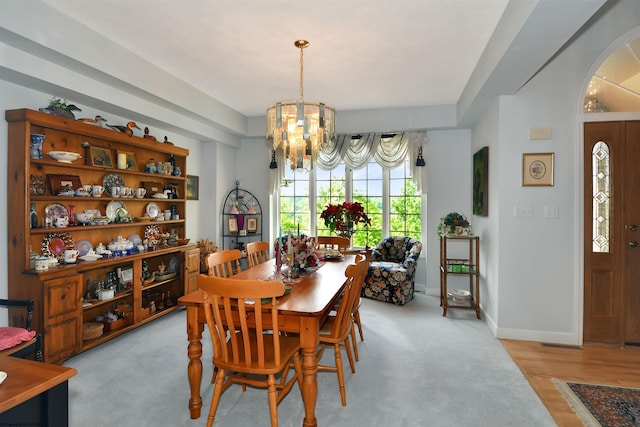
[39, 97, 82, 119]
[143, 127, 157, 141]
[106, 121, 140, 136]
[78, 115, 107, 126]
[163, 136, 174, 145]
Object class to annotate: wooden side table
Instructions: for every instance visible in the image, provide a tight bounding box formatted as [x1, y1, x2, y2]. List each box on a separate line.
[0, 356, 77, 425]
[440, 235, 481, 319]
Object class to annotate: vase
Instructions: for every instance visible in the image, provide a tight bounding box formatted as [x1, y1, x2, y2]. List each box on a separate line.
[30, 134, 45, 160]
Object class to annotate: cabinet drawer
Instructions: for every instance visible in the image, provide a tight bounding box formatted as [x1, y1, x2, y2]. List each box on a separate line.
[44, 275, 81, 320]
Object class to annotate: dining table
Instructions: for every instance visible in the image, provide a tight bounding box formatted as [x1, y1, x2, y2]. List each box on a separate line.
[178, 254, 356, 427]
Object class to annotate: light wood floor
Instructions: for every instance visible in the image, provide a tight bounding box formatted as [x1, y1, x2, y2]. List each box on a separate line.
[501, 339, 640, 426]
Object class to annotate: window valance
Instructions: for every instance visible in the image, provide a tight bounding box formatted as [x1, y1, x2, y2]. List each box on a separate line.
[269, 131, 428, 194]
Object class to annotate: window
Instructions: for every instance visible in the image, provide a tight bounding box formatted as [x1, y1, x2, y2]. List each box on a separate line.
[279, 159, 422, 247]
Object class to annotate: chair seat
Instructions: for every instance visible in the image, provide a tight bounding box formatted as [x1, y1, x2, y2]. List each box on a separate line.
[0, 337, 37, 358]
[0, 327, 36, 352]
[216, 333, 301, 375]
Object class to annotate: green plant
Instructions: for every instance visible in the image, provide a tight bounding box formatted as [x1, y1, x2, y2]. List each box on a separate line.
[438, 212, 470, 236]
[47, 97, 69, 110]
[320, 202, 371, 234]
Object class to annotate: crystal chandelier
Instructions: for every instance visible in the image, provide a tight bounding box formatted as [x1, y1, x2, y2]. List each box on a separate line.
[266, 40, 335, 171]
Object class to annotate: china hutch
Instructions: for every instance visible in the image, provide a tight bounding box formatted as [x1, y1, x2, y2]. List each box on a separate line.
[6, 109, 199, 364]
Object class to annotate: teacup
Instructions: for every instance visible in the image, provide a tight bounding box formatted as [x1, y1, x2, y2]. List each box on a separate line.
[123, 187, 134, 198]
[55, 216, 69, 228]
[64, 249, 79, 263]
[135, 188, 147, 198]
[111, 186, 121, 197]
[92, 185, 104, 197]
[82, 184, 93, 193]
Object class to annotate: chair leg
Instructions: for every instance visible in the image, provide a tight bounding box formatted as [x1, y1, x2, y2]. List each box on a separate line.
[267, 374, 278, 427]
[344, 335, 356, 375]
[354, 309, 364, 341]
[207, 368, 226, 427]
[350, 321, 359, 362]
[334, 343, 347, 406]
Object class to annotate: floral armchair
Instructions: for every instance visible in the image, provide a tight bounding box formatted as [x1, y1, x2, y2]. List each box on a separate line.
[362, 236, 422, 305]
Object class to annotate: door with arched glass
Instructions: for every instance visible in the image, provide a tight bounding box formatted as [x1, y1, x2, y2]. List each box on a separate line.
[583, 121, 640, 345]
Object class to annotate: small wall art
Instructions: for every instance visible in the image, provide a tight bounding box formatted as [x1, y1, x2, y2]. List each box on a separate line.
[523, 152, 554, 186]
[228, 217, 238, 234]
[247, 217, 258, 233]
[473, 147, 489, 216]
[186, 175, 199, 200]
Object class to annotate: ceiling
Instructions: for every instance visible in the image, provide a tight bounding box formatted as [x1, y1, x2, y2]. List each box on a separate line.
[41, 0, 510, 118]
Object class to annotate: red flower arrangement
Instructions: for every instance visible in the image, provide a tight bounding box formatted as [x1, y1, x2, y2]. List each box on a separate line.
[320, 202, 371, 234]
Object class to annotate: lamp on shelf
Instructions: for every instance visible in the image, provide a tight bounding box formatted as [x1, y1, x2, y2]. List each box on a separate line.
[266, 40, 335, 172]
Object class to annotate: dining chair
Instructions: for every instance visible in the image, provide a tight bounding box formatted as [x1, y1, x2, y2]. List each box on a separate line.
[0, 299, 42, 361]
[317, 254, 369, 406]
[245, 241, 270, 268]
[206, 249, 243, 278]
[316, 235, 350, 253]
[349, 247, 371, 361]
[197, 274, 303, 427]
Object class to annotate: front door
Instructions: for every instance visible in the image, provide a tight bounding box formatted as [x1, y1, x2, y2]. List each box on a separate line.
[584, 121, 640, 346]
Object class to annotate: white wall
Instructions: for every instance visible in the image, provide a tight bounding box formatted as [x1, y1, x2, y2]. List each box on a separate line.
[472, 0, 640, 344]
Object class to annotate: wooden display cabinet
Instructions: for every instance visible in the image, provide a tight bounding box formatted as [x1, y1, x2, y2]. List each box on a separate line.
[6, 109, 199, 364]
[439, 235, 481, 319]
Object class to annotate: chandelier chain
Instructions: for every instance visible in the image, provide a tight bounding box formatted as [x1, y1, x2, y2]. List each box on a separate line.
[299, 44, 304, 101]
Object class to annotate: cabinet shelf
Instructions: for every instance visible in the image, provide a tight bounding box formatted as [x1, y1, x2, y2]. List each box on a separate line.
[82, 290, 133, 311]
[439, 235, 481, 319]
[7, 108, 200, 364]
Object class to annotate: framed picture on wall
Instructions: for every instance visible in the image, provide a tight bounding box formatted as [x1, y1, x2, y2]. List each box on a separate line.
[523, 152, 554, 186]
[186, 175, 199, 200]
[90, 146, 113, 167]
[473, 147, 489, 216]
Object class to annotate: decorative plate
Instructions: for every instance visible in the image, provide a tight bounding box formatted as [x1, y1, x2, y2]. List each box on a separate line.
[128, 234, 142, 246]
[79, 254, 102, 262]
[41, 232, 74, 261]
[75, 240, 93, 256]
[44, 203, 69, 223]
[102, 173, 125, 197]
[324, 253, 345, 260]
[106, 201, 127, 221]
[145, 202, 160, 218]
[168, 256, 179, 273]
[154, 271, 177, 282]
[144, 225, 160, 241]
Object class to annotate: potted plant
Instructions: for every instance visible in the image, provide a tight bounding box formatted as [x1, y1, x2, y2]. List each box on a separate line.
[438, 212, 470, 236]
[320, 202, 371, 237]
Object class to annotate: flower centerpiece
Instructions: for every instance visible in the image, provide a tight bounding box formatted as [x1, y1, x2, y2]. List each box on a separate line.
[274, 234, 320, 272]
[320, 202, 371, 237]
[438, 212, 471, 236]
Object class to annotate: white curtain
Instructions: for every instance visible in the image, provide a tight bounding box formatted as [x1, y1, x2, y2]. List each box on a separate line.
[269, 130, 429, 194]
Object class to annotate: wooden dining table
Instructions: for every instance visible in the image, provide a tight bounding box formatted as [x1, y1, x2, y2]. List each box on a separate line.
[178, 254, 355, 427]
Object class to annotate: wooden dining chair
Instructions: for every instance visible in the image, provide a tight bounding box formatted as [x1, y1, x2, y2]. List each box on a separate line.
[0, 299, 42, 361]
[197, 274, 303, 427]
[206, 249, 243, 278]
[316, 235, 350, 253]
[349, 247, 371, 361]
[245, 241, 270, 268]
[317, 254, 369, 406]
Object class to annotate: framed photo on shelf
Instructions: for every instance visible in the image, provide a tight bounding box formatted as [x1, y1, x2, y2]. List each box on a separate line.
[247, 217, 258, 233]
[47, 174, 82, 195]
[186, 175, 199, 200]
[523, 152, 554, 187]
[90, 146, 113, 167]
[228, 217, 238, 234]
[117, 150, 137, 170]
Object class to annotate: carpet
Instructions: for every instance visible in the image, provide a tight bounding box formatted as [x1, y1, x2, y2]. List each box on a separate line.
[553, 378, 640, 426]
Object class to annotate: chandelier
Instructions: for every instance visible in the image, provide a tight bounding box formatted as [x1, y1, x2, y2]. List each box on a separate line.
[266, 40, 335, 171]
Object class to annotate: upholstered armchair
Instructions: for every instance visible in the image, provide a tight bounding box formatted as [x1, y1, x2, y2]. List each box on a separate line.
[362, 236, 422, 305]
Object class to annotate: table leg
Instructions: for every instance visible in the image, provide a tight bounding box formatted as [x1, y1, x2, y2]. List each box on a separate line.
[299, 317, 319, 427]
[186, 305, 204, 419]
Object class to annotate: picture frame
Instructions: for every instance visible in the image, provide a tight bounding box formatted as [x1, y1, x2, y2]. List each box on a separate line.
[523, 152, 554, 187]
[473, 147, 489, 216]
[47, 174, 82, 195]
[90, 146, 113, 167]
[228, 217, 238, 234]
[116, 150, 137, 171]
[247, 217, 258, 233]
[186, 175, 199, 200]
